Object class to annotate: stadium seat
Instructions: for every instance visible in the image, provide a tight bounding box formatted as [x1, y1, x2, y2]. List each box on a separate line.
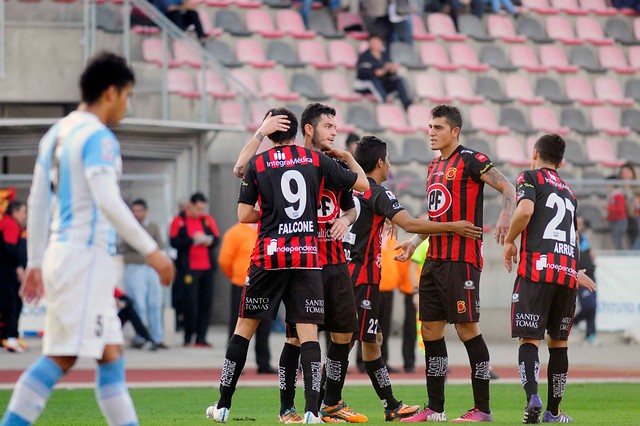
[560, 108, 598, 135]
[500, 107, 537, 135]
[376, 105, 416, 134]
[173, 40, 202, 68]
[263, 0, 292, 7]
[411, 14, 436, 40]
[510, 45, 549, 73]
[228, 0, 262, 7]
[259, 71, 299, 101]
[576, 17, 614, 45]
[276, 9, 316, 38]
[625, 78, 640, 103]
[450, 44, 489, 72]
[566, 76, 605, 106]
[96, 6, 123, 33]
[550, 0, 587, 15]
[427, 13, 466, 41]
[403, 137, 435, 165]
[581, 170, 609, 199]
[564, 138, 596, 167]
[516, 16, 554, 44]
[142, 38, 178, 67]
[236, 39, 276, 68]
[505, 75, 544, 105]
[569, 46, 607, 73]
[535, 77, 573, 105]
[579, 0, 617, 16]
[246, 9, 284, 38]
[605, 18, 640, 46]
[309, 8, 344, 38]
[328, 40, 357, 69]
[219, 101, 244, 126]
[247, 103, 270, 131]
[229, 69, 258, 94]
[290, 73, 327, 101]
[579, 202, 608, 232]
[539, 45, 579, 73]
[390, 42, 427, 70]
[586, 137, 625, 167]
[487, 15, 526, 43]
[386, 140, 410, 165]
[465, 137, 500, 166]
[445, 75, 483, 104]
[521, 0, 559, 14]
[337, 12, 368, 40]
[346, 105, 384, 132]
[590, 106, 631, 136]
[475, 76, 514, 104]
[469, 106, 509, 135]
[480, 46, 518, 72]
[320, 72, 362, 102]
[215, 10, 252, 37]
[206, 0, 231, 6]
[197, 71, 236, 99]
[205, 40, 242, 67]
[495, 136, 531, 167]
[298, 40, 335, 69]
[168, 69, 200, 98]
[595, 77, 634, 107]
[420, 42, 459, 71]
[459, 14, 494, 42]
[634, 17, 640, 40]
[530, 106, 570, 134]
[629, 46, 640, 70]
[197, 9, 222, 38]
[267, 41, 305, 68]
[333, 105, 357, 133]
[546, 16, 584, 45]
[284, 103, 304, 120]
[621, 109, 640, 133]
[407, 104, 432, 132]
[599, 46, 636, 74]
[618, 139, 640, 164]
[413, 73, 453, 104]
[393, 170, 425, 198]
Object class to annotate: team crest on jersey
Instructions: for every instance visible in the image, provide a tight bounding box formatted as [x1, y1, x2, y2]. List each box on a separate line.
[318, 190, 339, 223]
[361, 300, 372, 310]
[274, 150, 286, 161]
[427, 183, 452, 218]
[463, 280, 475, 290]
[445, 167, 457, 180]
[457, 301, 466, 314]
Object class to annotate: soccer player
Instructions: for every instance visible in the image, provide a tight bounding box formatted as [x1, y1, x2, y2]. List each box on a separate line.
[0, 52, 175, 426]
[206, 107, 368, 424]
[345, 135, 484, 422]
[396, 104, 516, 423]
[503, 134, 596, 424]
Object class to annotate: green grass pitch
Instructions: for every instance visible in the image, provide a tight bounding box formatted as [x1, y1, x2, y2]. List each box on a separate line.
[1, 383, 639, 424]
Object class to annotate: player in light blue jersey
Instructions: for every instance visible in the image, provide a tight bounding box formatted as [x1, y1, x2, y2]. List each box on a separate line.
[1, 52, 175, 426]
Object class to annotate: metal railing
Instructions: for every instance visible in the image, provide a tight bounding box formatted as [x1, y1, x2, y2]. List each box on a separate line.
[0, 0, 5, 79]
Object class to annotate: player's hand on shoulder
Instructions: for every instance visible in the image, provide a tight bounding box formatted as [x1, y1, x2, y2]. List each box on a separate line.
[577, 269, 597, 292]
[393, 240, 415, 262]
[323, 148, 351, 162]
[258, 112, 290, 136]
[147, 250, 176, 286]
[20, 268, 44, 304]
[503, 242, 518, 273]
[452, 220, 483, 239]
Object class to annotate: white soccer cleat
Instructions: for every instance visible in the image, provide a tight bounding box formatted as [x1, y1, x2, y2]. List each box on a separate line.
[206, 402, 230, 423]
[302, 411, 324, 424]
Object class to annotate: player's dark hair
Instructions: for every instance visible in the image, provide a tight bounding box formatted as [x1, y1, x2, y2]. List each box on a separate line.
[265, 108, 298, 144]
[346, 132, 360, 148]
[80, 52, 135, 105]
[131, 198, 147, 209]
[190, 192, 207, 204]
[534, 133, 565, 167]
[6, 200, 26, 216]
[300, 103, 336, 136]
[430, 104, 462, 131]
[355, 135, 387, 173]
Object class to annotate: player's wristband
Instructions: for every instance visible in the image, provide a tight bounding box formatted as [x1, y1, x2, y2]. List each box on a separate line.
[410, 234, 424, 248]
[254, 131, 265, 142]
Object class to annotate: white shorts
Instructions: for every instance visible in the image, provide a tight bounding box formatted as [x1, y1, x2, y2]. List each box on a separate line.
[42, 243, 123, 359]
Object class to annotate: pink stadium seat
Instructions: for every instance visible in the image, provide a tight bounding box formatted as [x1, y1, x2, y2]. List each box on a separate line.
[530, 106, 570, 134]
[328, 40, 358, 69]
[550, 0, 588, 15]
[376, 105, 416, 134]
[495, 136, 531, 167]
[565, 76, 604, 106]
[219, 101, 243, 126]
[142, 39, 178, 67]
[168, 70, 200, 99]
[197, 9, 223, 37]
[450, 44, 490, 72]
[407, 104, 432, 133]
[276, 10, 316, 38]
[236, 39, 276, 68]
[521, 0, 559, 14]
[321, 72, 362, 102]
[505, 75, 544, 105]
[539, 45, 579, 73]
[247, 103, 270, 131]
[579, 0, 617, 16]
[576, 17, 614, 45]
[586, 138, 625, 167]
[337, 12, 368, 40]
[630, 46, 640, 70]
[258, 71, 300, 101]
[510, 45, 549, 73]
[635, 18, 640, 40]
[228, 0, 262, 8]
[420, 43, 459, 71]
[412, 14, 436, 40]
[591, 107, 632, 136]
[599, 46, 636, 74]
[526, 136, 537, 157]
[487, 15, 526, 43]
[427, 13, 466, 41]
[414, 73, 453, 104]
[197, 71, 236, 99]
[445, 75, 484, 104]
[546, 16, 584, 45]
[173, 40, 202, 68]
[594, 77, 634, 106]
[469, 106, 509, 135]
[298, 40, 336, 69]
[334, 105, 357, 133]
[229, 69, 258, 94]
[205, 0, 231, 6]
[246, 9, 284, 38]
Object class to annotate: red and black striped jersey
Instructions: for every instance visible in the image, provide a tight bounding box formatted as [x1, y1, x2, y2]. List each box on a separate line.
[516, 168, 579, 288]
[239, 145, 357, 270]
[426, 145, 493, 270]
[344, 177, 405, 286]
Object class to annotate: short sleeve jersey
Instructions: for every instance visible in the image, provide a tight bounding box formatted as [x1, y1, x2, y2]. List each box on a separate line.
[426, 145, 493, 270]
[344, 178, 405, 286]
[239, 145, 357, 270]
[516, 168, 579, 288]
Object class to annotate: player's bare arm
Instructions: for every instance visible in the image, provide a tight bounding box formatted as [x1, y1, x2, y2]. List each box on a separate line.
[503, 199, 534, 273]
[392, 211, 483, 240]
[480, 167, 516, 246]
[238, 202, 260, 223]
[328, 207, 355, 240]
[324, 148, 369, 192]
[146, 250, 176, 286]
[577, 269, 597, 292]
[233, 112, 291, 178]
[19, 268, 44, 304]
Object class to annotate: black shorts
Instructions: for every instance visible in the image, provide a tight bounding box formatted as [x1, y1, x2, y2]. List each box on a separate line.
[511, 276, 577, 341]
[353, 284, 380, 343]
[286, 263, 357, 338]
[240, 263, 324, 325]
[419, 260, 481, 324]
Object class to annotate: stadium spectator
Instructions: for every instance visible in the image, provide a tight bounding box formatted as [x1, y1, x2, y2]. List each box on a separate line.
[619, 163, 639, 249]
[114, 288, 158, 351]
[121, 198, 167, 349]
[491, 0, 518, 17]
[169, 192, 219, 347]
[363, 0, 393, 45]
[355, 34, 412, 110]
[606, 175, 628, 250]
[153, 0, 207, 44]
[301, 0, 341, 28]
[388, 0, 414, 45]
[219, 221, 276, 374]
[573, 215, 598, 346]
[611, 0, 640, 13]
